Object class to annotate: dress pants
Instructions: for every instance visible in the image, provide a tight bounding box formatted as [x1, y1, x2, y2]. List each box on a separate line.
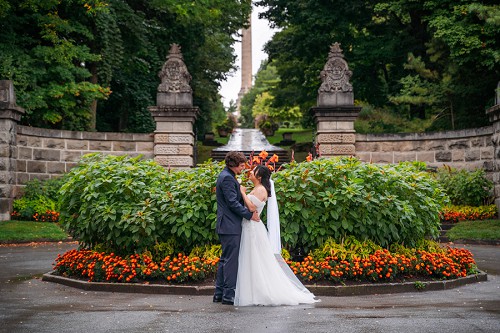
[215, 234, 241, 300]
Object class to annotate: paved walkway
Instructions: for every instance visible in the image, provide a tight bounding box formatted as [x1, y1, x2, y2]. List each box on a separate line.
[0, 242, 499, 332]
[212, 128, 284, 153]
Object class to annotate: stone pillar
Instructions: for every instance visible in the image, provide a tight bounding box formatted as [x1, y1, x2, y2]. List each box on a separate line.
[486, 83, 500, 215]
[148, 44, 199, 168]
[0, 80, 24, 220]
[310, 43, 361, 157]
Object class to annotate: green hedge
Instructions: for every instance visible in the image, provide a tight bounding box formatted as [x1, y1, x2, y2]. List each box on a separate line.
[434, 166, 493, 206]
[273, 158, 447, 251]
[58, 154, 448, 254]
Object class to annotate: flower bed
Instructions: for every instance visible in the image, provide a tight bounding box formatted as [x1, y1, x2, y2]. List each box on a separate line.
[439, 205, 497, 223]
[53, 246, 477, 284]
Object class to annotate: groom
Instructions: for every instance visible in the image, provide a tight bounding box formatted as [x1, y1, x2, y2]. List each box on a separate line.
[214, 151, 260, 305]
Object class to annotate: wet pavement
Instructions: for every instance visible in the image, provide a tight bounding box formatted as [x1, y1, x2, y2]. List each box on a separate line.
[212, 128, 285, 153]
[0, 242, 499, 333]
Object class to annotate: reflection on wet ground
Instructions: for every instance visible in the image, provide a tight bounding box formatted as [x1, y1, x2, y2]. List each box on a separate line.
[213, 129, 285, 152]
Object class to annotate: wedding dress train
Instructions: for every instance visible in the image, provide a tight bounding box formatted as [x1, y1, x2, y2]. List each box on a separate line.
[234, 195, 319, 306]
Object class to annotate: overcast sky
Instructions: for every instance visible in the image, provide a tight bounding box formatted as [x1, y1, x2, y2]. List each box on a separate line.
[218, 6, 279, 107]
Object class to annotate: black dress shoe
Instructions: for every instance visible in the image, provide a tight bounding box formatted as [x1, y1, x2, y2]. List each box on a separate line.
[213, 295, 222, 303]
[221, 297, 234, 305]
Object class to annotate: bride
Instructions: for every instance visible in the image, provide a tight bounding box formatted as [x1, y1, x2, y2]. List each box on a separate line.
[235, 165, 319, 306]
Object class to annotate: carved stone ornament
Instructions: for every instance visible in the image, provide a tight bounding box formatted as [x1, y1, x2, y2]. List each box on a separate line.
[158, 44, 192, 94]
[319, 43, 353, 93]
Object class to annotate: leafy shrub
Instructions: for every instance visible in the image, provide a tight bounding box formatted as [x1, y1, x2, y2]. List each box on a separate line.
[11, 177, 65, 221]
[58, 153, 172, 254]
[435, 166, 493, 206]
[12, 195, 56, 221]
[273, 157, 448, 251]
[58, 155, 447, 255]
[155, 161, 223, 250]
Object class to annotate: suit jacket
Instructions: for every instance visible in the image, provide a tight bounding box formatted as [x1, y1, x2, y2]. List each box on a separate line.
[215, 167, 253, 235]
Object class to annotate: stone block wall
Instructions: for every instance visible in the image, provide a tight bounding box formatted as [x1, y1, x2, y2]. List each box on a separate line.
[13, 125, 154, 196]
[355, 126, 494, 171]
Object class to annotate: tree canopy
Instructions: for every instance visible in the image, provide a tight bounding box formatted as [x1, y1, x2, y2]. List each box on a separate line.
[0, 0, 251, 133]
[257, 0, 499, 130]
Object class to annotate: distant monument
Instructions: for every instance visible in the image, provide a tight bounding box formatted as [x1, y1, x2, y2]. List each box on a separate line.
[235, 15, 252, 117]
[311, 43, 361, 157]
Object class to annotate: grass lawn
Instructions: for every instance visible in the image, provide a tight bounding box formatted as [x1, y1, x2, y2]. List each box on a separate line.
[266, 128, 314, 145]
[0, 220, 68, 243]
[447, 219, 500, 241]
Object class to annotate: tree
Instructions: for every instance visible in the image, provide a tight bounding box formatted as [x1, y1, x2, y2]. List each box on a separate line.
[0, 0, 111, 131]
[1, 0, 252, 133]
[257, 0, 499, 131]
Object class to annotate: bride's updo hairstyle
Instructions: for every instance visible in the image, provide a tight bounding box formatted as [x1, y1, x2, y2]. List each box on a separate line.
[254, 165, 272, 197]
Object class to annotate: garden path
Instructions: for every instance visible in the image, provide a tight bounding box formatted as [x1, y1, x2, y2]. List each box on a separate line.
[211, 128, 289, 164]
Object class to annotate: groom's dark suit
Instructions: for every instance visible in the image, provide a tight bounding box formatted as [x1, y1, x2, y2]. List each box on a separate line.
[214, 167, 253, 303]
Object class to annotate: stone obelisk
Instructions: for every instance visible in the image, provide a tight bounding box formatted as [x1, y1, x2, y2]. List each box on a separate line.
[236, 15, 252, 116]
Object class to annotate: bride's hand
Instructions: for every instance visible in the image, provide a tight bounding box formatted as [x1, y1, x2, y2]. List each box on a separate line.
[240, 185, 247, 195]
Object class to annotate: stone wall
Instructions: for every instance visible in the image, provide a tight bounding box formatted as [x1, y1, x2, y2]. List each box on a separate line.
[355, 126, 494, 171]
[13, 125, 154, 196]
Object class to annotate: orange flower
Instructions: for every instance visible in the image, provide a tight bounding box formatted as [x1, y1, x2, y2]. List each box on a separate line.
[252, 156, 261, 164]
[268, 154, 279, 163]
[259, 150, 268, 159]
[306, 153, 313, 162]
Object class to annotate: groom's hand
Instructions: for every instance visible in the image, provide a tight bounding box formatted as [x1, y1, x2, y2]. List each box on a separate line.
[251, 211, 260, 222]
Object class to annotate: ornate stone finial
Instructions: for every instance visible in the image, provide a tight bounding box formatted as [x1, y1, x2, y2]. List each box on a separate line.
[156, 44, 193, 106]
[158, 44, 192, 94]
[317, 42, 354, 106]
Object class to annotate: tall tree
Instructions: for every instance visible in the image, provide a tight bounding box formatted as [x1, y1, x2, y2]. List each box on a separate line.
[0, 0, 252, 133]
[257, 0, 499, 130]
[0, 0, 111, 130]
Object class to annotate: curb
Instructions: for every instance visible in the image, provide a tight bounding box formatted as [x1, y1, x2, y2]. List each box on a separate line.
[42, 271, 488, 297]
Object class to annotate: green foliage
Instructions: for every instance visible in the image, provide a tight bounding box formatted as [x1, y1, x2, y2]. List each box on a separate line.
[11, 177, 65, 220]
[155, 161, 224, 251]
[257, 0, 499, 131]
[273, 157, 448, 251]
[12, 196, 56, 221]
[1, 0, 252, 133]
[0, 0, 111, 130]
[311, 236, 383, 261]
[58, 153, 171, 254]
[355, 104, 433, 133]
[435, 166, 493, 206]
[189, 244, 222, 260]
[58, 155, 447, 255]
[239, 61, 299, 128]
[311, 237, 446, 262]
[152, 239, 177, 263]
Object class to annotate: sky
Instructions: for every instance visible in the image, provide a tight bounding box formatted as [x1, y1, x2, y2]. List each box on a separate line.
[218, 6, 279, 108]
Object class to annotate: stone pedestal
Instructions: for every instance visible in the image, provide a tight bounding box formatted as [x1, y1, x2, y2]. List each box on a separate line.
[149, 44, 199, 168]
[311, 43, 360, 158]
[311, 106, 360, 157]
[0, 80, 24, 220]
[149, 107, 198, 168]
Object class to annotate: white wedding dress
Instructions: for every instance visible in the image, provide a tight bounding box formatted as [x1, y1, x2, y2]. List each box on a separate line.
[234, 194, 319, 306]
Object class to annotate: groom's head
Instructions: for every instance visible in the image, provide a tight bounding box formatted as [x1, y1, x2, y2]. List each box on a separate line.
[225, 151, 247, 175]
